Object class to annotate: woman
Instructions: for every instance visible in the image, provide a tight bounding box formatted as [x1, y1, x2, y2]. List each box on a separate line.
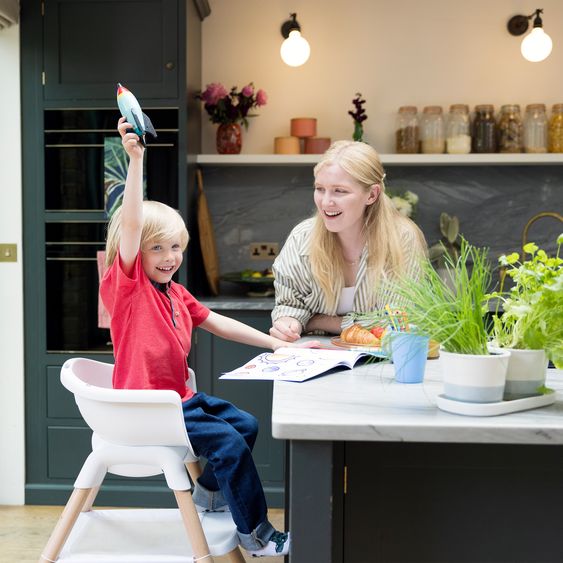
[270, 140, 427, 342]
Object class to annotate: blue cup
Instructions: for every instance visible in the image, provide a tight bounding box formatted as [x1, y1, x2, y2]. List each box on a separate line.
[389, 332, 429, 384]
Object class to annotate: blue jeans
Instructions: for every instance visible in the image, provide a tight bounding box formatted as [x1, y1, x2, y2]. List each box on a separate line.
[182, 392, 275, 550]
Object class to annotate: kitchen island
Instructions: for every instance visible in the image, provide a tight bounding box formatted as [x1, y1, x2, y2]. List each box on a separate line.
[272, 358, 563, 563]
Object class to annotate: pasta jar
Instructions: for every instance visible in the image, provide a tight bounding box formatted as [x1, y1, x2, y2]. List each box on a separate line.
[472, 105, 496, 153]
[395, 106, 419, 153]
[523, 104, 548, 153]
[548, 103, 563, 153]
[446, 104, 471, 154]
[420, 106, 445, 154]
[497, 104, 523, 153]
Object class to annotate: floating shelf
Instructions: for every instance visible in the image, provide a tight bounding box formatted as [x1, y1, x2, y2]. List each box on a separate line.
[195, 153, 563, 166]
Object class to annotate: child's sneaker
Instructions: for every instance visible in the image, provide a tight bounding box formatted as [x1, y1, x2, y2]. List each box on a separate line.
[246, 531, 290, 557]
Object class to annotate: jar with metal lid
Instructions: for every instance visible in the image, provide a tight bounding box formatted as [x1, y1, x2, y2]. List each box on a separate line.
[523, 104, 548, 153]
[395, 106, 419, 153]
[548, 103, 563, 153]
[446, 104, 471, 154]
[420, 106, 445, 154]
[497, 104, 523, 153]
[472, 105, 496, 153]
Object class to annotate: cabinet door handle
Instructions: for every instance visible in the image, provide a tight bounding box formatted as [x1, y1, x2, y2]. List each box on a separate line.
[165, 61, 175, 71]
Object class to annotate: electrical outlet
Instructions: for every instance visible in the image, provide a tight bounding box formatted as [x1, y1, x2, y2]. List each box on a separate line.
[249, 242, 279, 260]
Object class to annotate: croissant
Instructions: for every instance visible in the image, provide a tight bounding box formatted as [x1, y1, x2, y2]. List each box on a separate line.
[341, 323, 379, 345]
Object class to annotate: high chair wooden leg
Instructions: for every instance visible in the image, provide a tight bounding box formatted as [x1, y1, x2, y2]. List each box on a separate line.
[39, 487, 92, 563]
[174, 489, 213, 563]
[81, 485, 100, 512]
[225, 546, 246, 562]
[185, 461, 203, 481]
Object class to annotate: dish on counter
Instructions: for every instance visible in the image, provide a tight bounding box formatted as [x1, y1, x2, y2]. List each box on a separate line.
[221, 270, 275, 297]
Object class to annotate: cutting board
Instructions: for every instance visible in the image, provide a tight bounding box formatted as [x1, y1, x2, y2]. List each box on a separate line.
[196, 168, 220, 295]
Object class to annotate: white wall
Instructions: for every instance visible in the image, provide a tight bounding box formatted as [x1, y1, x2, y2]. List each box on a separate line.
[0, 23, 24, 505]
[201, 0, 563, 154]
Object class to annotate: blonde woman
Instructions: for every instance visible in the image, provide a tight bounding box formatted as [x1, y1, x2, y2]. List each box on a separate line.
[270, 140, 427, 342]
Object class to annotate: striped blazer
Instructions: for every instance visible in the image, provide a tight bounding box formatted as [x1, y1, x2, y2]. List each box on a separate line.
[271, 217, 423, 331]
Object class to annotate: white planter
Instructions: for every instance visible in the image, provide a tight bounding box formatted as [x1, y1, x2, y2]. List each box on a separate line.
[440, 350, 511, 403]
[488, 346, 548, 399]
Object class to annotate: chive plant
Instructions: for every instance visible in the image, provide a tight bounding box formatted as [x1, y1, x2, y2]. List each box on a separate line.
[393, 238, 492, 355]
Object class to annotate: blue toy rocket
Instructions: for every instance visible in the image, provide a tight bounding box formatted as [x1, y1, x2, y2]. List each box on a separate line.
[116, 83, 157, 146]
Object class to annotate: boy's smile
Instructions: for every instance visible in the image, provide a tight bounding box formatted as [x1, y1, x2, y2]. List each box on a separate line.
[141, 239, 184, 283]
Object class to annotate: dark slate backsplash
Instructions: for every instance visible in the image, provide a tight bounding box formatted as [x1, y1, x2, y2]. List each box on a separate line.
[195, 165, 562, 295]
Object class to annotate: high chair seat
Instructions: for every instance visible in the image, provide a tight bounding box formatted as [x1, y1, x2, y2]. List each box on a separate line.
[40, 358, 245, 563]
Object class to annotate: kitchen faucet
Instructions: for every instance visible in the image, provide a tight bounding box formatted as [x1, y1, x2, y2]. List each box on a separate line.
[521, 211, 563, 253]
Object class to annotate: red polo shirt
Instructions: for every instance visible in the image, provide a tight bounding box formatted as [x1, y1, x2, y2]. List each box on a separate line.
[100, 253, 210, 402]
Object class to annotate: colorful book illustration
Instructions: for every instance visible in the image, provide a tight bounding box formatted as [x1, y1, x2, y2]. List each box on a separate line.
[220, 347, 380, 382]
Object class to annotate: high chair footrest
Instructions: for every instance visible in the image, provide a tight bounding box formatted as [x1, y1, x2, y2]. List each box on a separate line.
[57, 508, 238, 562]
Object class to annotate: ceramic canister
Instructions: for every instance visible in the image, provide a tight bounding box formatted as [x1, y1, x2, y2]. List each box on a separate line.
[304, 137, 331, 154]
[290, 117, 317, 138]
[274, 136, 301, 154]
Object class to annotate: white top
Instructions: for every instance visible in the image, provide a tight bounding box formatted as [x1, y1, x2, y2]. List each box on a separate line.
[336, 287, 355, 315]
[272, 344, 563, 444]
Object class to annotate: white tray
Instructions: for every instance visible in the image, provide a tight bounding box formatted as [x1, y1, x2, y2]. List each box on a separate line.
[436, 389, 557, 416]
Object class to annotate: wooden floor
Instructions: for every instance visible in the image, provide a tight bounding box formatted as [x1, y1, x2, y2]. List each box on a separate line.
[0, 504, 285, 563]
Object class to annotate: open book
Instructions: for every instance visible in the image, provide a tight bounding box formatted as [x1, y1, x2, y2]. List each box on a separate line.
[220, 347, 376, 382]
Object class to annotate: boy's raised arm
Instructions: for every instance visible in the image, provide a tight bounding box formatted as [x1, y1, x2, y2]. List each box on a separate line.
[117, 117, 145, 275]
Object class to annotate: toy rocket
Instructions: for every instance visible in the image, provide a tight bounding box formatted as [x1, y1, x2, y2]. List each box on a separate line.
[116, 83, 157, 146]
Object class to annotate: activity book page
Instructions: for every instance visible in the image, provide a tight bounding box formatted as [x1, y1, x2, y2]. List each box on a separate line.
[220, 347, 372, 382]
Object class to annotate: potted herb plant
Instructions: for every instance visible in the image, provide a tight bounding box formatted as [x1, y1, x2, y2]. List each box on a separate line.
[488, 235, 563, 398]
[393, 238, 510, 403]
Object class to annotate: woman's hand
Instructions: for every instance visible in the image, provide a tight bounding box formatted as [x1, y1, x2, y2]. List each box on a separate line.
[118, 117, 144, 160]
[269, 316, 303, 342]
[305, 313, 343, 335]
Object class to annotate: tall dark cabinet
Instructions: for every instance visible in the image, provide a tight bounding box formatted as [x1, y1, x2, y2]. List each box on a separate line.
[21, 0, 207, 506]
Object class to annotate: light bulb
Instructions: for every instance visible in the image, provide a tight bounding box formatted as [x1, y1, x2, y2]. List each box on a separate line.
[521, 27, 553, 62]
[280, 29, 311, 67]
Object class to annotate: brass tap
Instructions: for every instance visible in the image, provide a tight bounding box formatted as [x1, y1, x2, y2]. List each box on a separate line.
[521, 211, 563, 254]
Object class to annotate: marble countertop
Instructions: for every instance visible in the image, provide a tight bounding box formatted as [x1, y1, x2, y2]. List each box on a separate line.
[272, 358, 563, 445]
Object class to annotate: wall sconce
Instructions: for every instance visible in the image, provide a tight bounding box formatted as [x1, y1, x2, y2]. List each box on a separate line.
[507, 8, 553, 62]
[280, 13, 310, 67]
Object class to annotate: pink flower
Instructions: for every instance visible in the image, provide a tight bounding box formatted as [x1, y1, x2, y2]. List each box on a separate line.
[241, 84, 254, 97]
[201, 82, 228, 106]
[256, 89, 268, 107]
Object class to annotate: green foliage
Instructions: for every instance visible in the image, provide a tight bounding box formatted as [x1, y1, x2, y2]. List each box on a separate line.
[489, 235, 563, 368]
[393, 238, 492, 355]
[428, 212, 461, 266]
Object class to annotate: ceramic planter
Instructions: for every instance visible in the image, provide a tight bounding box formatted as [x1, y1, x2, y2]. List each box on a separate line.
[440, 350, 511, 403]
[488, 346, 548, 399]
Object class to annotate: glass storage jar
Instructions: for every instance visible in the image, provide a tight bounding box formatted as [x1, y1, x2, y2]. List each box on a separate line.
[523, 104, 548, 153]
[472, 105, 496, 153]
[548, 103, 563, 153]
[395, 106, 419, 153]
[446, 104, 471, 154]
[420, 106, 445, 154]
[497, 104, 523, 153]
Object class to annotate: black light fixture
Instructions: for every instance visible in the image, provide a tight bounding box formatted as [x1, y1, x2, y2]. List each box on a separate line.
[507, 8, 553, 62]
[280, 13, 310, 67]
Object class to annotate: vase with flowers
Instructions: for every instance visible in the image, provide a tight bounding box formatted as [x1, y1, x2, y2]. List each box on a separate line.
[348, 92, 367, 142]
[195, 82, 268, 154]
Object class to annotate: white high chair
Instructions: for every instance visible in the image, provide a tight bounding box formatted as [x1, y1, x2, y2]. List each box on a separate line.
[40, 358, 245, 563]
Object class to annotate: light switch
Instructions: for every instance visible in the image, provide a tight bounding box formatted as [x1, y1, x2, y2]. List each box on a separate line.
[0, 244, 17, 262]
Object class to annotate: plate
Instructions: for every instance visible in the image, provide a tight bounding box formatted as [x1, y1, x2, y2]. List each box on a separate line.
[221, 271, 275, 297]
[331, 336, 386, 355]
